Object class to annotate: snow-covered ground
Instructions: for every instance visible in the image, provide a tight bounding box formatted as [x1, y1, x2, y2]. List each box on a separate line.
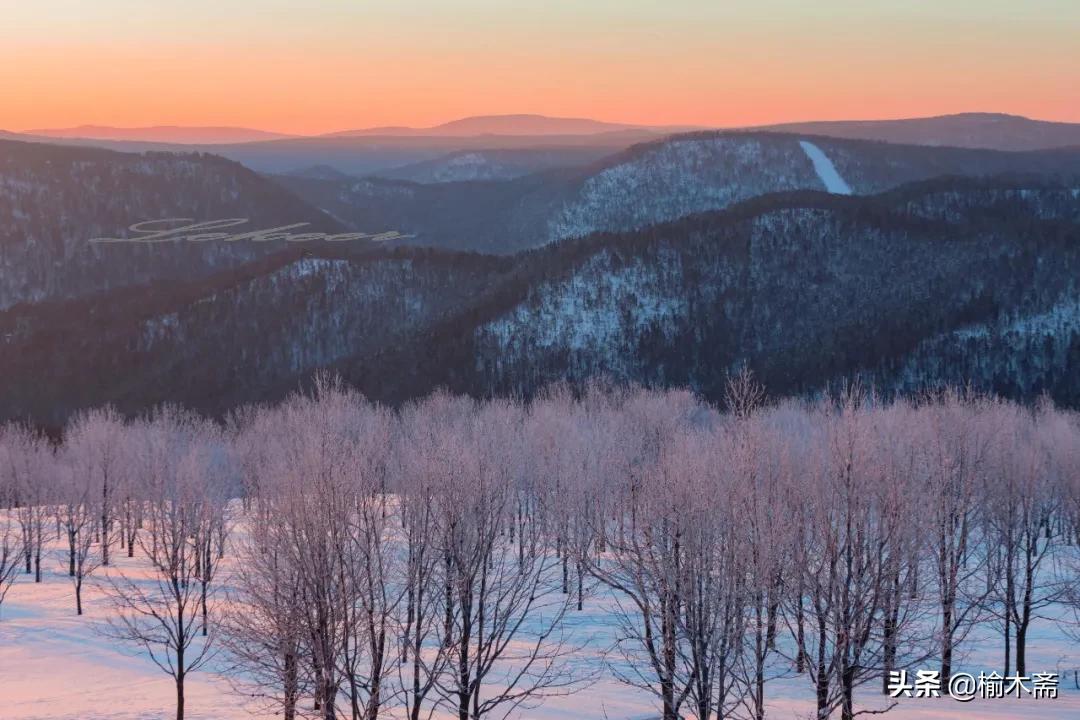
[799, 140, 853, 195]
[0, 551, 250, 720]
[2, 534, 1079, 719]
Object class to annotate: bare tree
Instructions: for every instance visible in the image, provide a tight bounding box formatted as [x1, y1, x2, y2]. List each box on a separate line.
[3, 425, 53, 583]
[222, 494, 309, 720]
[917, 393, 995, 682]
[340, 401, 402, 720]
[66, 407, 127, 567]
[728, 404, 788, 720]
[268, 386, 364, 720]
[395, 395, 458, 720]
[586, 389, 724, 720]
[0, 513, 24, 619]
[984, 401, 1069, 676]
[431, 399, 588, 720]
[55, 458, 102, 616]
[784, 395, 933, 720]
[101, 409, 219, 720]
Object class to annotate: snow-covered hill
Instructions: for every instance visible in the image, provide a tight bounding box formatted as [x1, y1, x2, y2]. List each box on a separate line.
[545, 135, 824, 241]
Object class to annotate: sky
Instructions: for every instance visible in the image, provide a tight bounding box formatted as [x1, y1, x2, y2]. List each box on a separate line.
[2, 1, 1078, 134]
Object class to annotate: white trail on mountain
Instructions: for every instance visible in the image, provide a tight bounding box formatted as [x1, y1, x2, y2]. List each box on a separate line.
[798, 140, 852, 195]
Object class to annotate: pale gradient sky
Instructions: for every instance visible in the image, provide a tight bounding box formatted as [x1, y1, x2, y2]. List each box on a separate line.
[3, 1, 1078, 134]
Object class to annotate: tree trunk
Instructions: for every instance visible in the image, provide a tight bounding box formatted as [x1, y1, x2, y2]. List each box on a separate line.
[796, 592, 805, 674]
[841, 666, 856, 720]
[755, 622, 765, 720]
[562, 549, 568, 595]
[577, 559, 584, 611]
[941, 597, 953, 682]
[101, 498, 110, 566]
[1003, 610, 1011, 676]
[1015, 622, 1028, 676]
[883, 614, 895, 693]
[322, 678, 337, 720]
[366, 676, 382, 720]
[68, 529, 76, 577]
[284, 651, 298, 720]
[816, 615, 830, 720]
[661, 678, 677, 720]
[815, 667, 830, 720]
[176, 673, 185, 720]
[457, 609, 472, 720]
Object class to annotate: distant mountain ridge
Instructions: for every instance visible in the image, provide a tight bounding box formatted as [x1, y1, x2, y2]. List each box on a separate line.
[322, 114, 704, 138]
[14, 114, 700, 146]
[761, 112, 1080, 151]
[24, 124, 297, 144]
[9, 113, 1080, 180]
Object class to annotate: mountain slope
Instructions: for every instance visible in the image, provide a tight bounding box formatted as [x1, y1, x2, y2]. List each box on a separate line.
[0, 139, 342, 308]
[4, 177, 1079, 425]
[329, 180, 1072, 403]
[0, 245, 508, 426]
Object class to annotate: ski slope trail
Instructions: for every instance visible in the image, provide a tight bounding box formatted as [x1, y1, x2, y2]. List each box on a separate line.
[799, 139, 853, 195]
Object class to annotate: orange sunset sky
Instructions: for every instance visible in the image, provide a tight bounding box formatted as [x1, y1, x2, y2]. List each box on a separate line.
[3, 1, 1078, 135]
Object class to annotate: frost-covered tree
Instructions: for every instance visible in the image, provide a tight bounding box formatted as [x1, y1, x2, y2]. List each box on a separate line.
[101, 409, 220, 720]
[0, 513, 23, 620]
[54, 456, 102, 616]
[429, 399, 587, 720]
[65, 407, 127, 567]
[984, 400, 1070, 676]
[915, 393, 996, 682]
[2, 424, 53, 583]
[785, 392, 934, 720]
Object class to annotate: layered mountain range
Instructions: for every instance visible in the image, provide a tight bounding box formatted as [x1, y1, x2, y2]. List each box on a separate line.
[7, 112, 1080, 176]
[2, 118, 1079, 426]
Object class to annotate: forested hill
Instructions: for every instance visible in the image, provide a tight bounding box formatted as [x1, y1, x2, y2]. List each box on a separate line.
[0, 139, 341, 309]
[4, 175, 1079, 427]
[351, 177, 1080, 406]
